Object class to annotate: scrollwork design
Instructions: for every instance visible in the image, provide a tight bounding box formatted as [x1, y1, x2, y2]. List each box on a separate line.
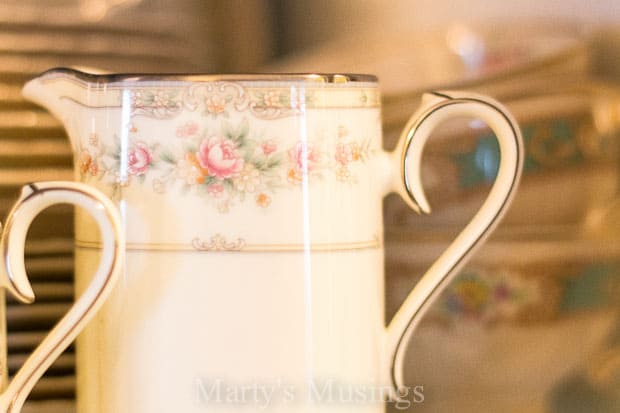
[130, 89, 183, 119]
[129, 82, 309, 121]
[182, 82, 249, 116]
[192, 234, 246, 251]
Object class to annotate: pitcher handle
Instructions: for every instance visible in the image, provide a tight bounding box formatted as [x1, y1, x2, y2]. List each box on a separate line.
[0, 181, 124, 413]
[384, 91, 524, 396]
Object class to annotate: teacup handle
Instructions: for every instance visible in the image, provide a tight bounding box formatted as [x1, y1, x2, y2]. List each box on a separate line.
[0, 181, 124, 413]
[385, 91, 524, 395]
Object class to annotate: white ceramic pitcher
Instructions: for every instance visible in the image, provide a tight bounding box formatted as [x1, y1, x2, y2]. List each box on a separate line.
[0, 181, 123, 413]
[23, 69, 523, 412]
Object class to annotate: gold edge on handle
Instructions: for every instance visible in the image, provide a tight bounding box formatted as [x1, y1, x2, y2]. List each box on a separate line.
[3, 183, 122, 413]
[388, 92, 524, 396]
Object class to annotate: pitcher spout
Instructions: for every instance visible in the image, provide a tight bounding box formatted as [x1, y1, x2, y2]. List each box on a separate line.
[22, 67, 103, 150]
[23, 68, 78, 117]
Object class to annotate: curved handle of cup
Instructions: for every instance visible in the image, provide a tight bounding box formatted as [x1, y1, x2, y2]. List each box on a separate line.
[0, 181, 124, 413]
[385, 91, 524, 395]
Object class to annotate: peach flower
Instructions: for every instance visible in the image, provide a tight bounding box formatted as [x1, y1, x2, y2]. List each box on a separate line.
[335, 142, 361, 166]
[176, 153, 208, 184]
[233, 164, 260, 193]
[78, 150, 92, 174]
[205, 95, 226, 114]
[256, 193, 271, 208]
[263, 91, 282, 107]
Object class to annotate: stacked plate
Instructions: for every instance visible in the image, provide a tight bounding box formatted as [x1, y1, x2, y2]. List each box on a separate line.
[387, 82, 620, 413]
[269, 23, 620, 412]
[0, 1, 214, 412]
[0, 0, 214, 73]
[269, 22, 590, 100]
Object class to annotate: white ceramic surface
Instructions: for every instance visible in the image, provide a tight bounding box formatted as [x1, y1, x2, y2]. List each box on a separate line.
[23, 68, 523, 412]
[0, 181, 123, 413]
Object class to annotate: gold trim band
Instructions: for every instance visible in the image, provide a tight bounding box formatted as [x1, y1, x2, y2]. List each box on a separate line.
[42, 76, 381, 114]
[75, 236, 381, 253]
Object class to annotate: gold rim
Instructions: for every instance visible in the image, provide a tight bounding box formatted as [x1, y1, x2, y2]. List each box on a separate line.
[36, 67, 379, 85]
[5, 182, 121, 412]
[75, 237, 381, 253]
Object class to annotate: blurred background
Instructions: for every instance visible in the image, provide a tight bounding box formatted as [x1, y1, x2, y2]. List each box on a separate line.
[1, 0, 619, 412]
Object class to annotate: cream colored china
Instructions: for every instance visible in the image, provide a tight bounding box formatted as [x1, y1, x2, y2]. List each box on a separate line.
[387, 226, 620, 413]
[0, 181, 123, 413]
[267, 23, 588, 98]
[23, 68, 523, 412]
[382, 82, 620, 232]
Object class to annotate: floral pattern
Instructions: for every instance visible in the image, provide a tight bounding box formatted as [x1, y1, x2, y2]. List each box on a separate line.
[433, 270, 538, 324]
[131, 89, 182, 118]
[127, 82, 325, 121]
[127, 142, 153, 176]
[78, 118, 373, 212]
[454, 116, 619, 189]
[74, 80, 377, 212]
[427, 263, 620, 326]
[197, 135, 245, 179]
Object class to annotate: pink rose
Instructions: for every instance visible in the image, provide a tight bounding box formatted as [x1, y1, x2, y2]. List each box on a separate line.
[128, 142, 152, 176]
[197, 136, 244, 179]
[176, 121, 199, 138]
[289, 142, 320, 172]
[261, 140, 277, 156]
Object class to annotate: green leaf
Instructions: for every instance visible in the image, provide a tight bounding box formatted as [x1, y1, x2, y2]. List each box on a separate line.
[222, 120, 234, 139]
[237, 118, 249, 140]
[253, 159, 267, 171]
[267, 156, 282, 169]
[242, 140, 257, 161]
[222, 118, 250, 144]
[185, 143, 198, 153]
[264, 178, 282, 190]
[222, 179, 235, 192]
[160, 151, 176, 164]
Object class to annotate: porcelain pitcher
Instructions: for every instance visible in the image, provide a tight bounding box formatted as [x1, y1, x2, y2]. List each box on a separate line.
[23, 68, 523, 413]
